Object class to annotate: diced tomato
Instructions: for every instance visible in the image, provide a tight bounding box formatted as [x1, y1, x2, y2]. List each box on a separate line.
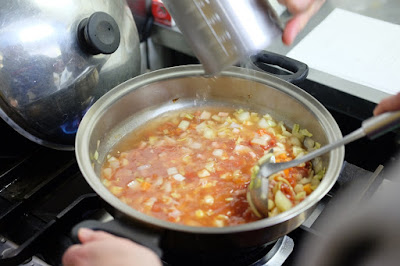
[257, 129, 267, 136]
[281, 183, 295, 200]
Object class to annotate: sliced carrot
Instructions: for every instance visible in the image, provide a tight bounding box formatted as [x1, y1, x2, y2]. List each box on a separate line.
[303, 184, 312, 195]
[141, 181, 152, 190]
[283, 168, 290, 177]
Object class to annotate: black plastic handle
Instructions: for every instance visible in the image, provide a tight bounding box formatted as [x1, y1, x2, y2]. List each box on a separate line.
[249, 51, 309, 84]
[71, 219, 163, 257]
[77, 12, 121, 55]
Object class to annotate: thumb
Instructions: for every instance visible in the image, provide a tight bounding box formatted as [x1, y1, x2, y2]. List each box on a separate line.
[78, 228, 116, 243]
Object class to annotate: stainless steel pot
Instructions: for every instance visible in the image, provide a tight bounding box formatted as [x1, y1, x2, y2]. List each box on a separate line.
[74, 63, 344, 257]
[0, 0, 141, 150]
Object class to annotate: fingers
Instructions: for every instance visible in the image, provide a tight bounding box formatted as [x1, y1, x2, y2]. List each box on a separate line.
[281, 0, 326, 45]
[373, 93, 400, 116]
[62, 244, 88, 266]
[279, 0, 315, 14]
[78, 228, 114, 243]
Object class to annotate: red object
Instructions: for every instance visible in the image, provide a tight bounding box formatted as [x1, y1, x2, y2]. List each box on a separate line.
[152, 0, 173, 26]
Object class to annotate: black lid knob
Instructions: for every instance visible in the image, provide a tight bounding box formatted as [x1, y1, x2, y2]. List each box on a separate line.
[77, 12, 120, 55]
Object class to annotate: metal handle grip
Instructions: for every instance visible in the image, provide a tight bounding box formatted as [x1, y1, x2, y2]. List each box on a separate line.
[362, 111, 400, 139]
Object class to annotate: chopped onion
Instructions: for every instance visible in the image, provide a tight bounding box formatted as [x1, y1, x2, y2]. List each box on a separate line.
[211, 115, 221, 121]
[200, 111, 211, 120]
[144, 197, 157, 208]
[218, 112, 229, 117]
[203, 128, 216, 139]
[304, 137, 315, 150]
[251, 134, 271, 146]
[102, 168, 112, 179]
[190, 142, 202, 149]
[230, 122, 241, 128]
[258, 118, 269, 128]
[205, 161, 215, 173]
[232, 128, 240, 134]
[167, 167, 178, 176]
[178, 120, 190, 131]
[137, 164, 151, 171]
[237, 111, 250, 122]
[196, 122, 207, 132]
[173, 174, 186, 181]
[212, 149, 223, 157]
[198, 169, 210, 178]
[163, 181, 172, 193]
[312, 157, 323, 174]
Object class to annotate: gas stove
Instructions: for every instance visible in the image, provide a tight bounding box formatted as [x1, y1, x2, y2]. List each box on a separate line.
[0, 78, 398, 266]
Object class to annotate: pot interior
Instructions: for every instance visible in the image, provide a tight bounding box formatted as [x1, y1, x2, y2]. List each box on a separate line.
[76, 65, 344, 234]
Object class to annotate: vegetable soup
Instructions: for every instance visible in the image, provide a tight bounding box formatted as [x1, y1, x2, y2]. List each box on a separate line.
[101, 108, 325, 227]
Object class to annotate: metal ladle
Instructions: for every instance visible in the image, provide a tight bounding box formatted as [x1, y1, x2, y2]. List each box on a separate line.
[247, 111, 400, 218]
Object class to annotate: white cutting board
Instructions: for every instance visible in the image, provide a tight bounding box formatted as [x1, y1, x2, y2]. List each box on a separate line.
[287, 8, 400, 96]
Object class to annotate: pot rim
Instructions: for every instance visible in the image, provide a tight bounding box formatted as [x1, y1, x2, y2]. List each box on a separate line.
[75, 64, 344, 234]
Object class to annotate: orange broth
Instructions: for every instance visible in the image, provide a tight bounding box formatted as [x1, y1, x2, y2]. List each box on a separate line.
[101, 108, 321, 227]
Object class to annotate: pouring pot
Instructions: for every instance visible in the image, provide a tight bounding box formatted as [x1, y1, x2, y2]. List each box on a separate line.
[74, 61, 344, 258]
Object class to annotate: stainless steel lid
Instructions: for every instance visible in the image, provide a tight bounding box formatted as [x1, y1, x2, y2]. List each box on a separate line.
[0, 0, 141, 150]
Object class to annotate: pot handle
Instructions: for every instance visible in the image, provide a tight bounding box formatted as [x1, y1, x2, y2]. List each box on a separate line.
[248, 51, 309, 84]
[71, 219, 163, 257]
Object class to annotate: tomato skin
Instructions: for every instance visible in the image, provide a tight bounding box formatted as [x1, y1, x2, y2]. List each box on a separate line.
[287, 174, 297, 187]
[280, 183, 295, 200]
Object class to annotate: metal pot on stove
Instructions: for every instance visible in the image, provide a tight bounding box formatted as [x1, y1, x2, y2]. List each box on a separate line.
[73, 62, 345, 260]
[0, 0, 141, 150]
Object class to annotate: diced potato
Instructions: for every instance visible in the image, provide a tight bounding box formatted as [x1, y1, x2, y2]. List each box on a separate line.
[102, 168, 112, 179]
[200, 111, 212, 120]
[198, 169, 210, 178]
[268, 199, 275, 210]
[275, 190, 293, 212]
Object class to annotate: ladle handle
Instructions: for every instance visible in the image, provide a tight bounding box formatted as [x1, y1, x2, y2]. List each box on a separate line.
[362, 111, 400, 139]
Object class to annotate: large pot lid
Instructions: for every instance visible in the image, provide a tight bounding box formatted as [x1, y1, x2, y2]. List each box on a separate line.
[0, 0, 141, 150]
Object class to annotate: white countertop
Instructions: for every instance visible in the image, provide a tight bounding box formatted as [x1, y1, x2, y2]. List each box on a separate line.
[151, 0, 400, 104]
[267, 0, 400, 103]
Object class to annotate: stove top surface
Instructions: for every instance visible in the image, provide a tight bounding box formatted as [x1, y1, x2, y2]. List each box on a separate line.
[0, 78, 399, 266]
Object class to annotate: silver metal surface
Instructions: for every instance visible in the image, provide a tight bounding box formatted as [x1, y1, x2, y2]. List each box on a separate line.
[249, 111, 400, 217]
[0, 0, 141, 150]
[75, 65, 344, 247]
[265, 236, 294, 266]
[162, 0, 282, 75]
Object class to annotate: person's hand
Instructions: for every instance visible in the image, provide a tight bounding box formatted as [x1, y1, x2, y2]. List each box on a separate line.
[62, 228, 162, 266]
[279, 0, 326, 45]
[373, 92, 400, 116]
